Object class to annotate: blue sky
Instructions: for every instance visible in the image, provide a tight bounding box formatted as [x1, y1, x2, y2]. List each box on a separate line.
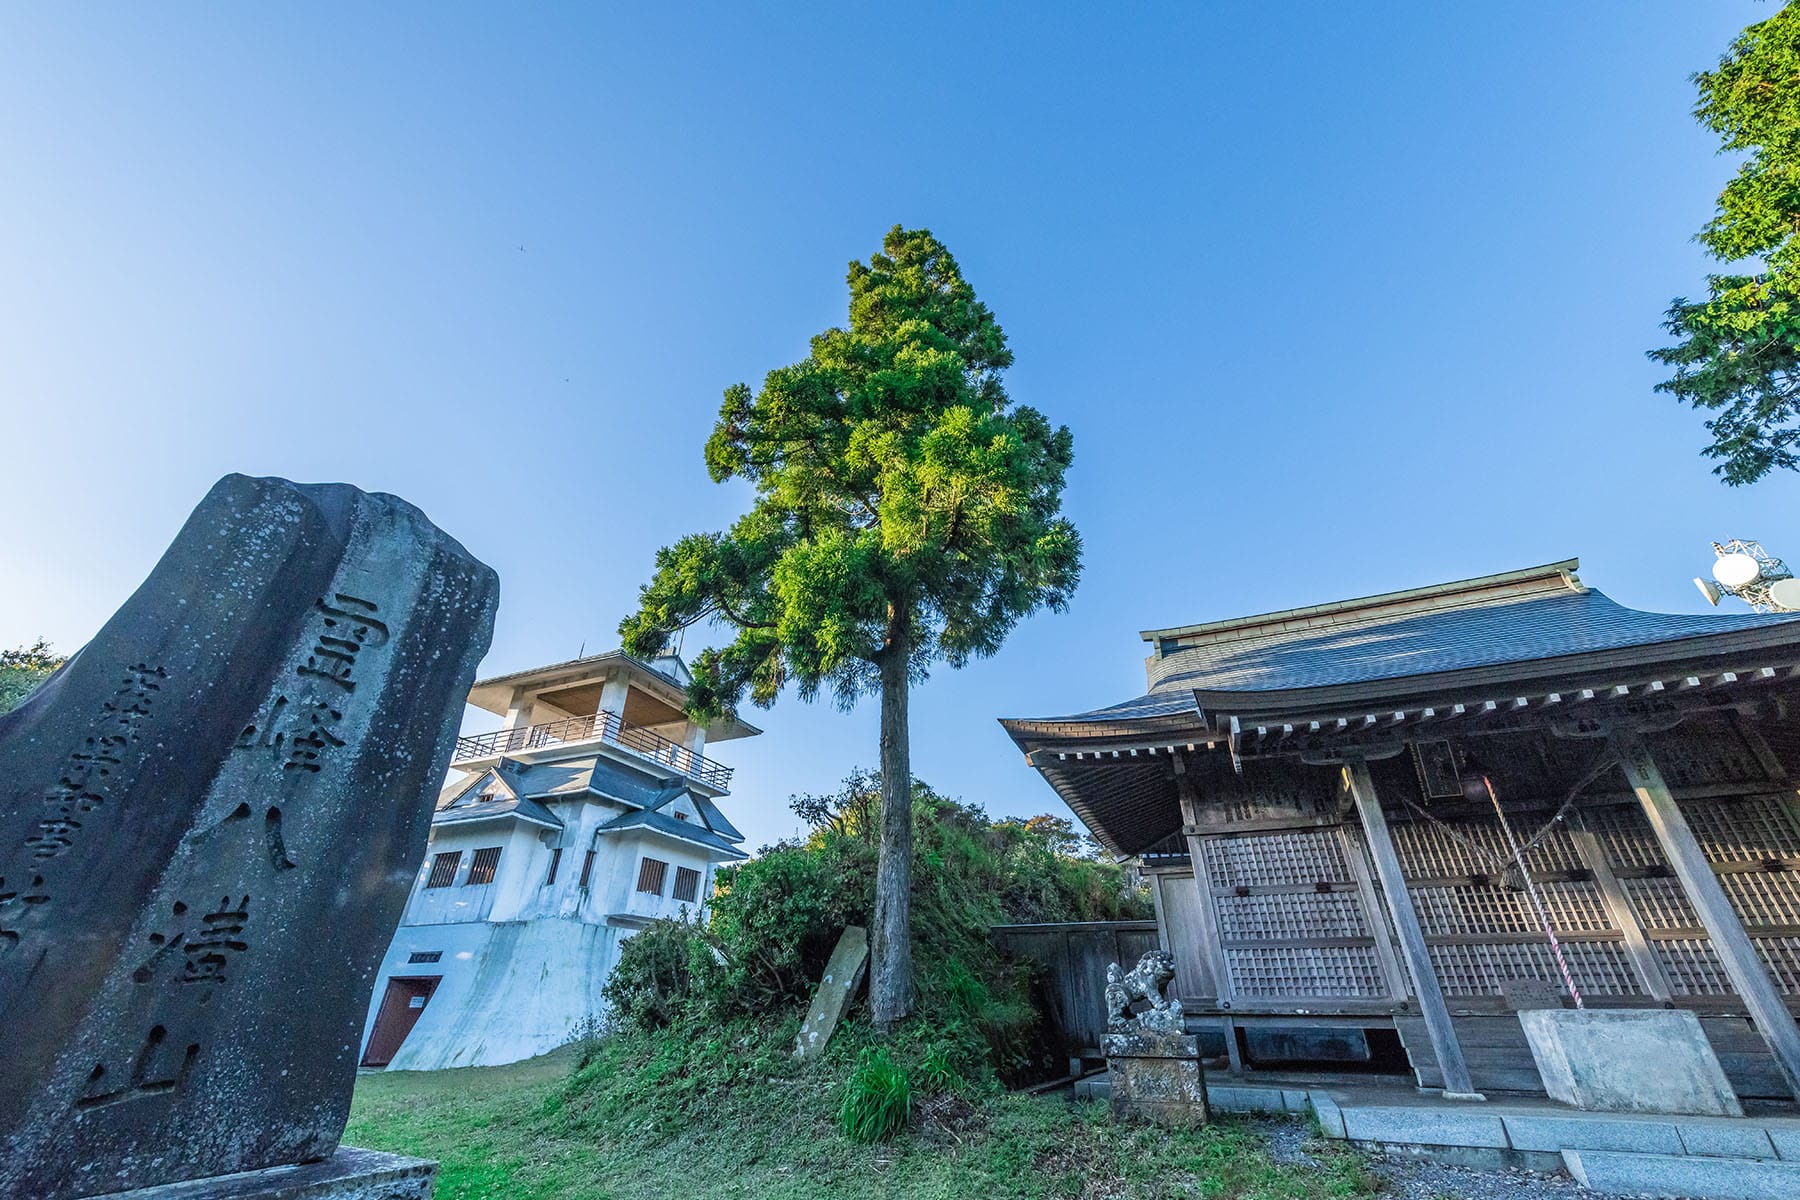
[3, 3, 1795, 852]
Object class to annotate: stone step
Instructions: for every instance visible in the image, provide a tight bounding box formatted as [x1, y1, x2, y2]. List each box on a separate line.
[1564, 1149, 1800, 1200]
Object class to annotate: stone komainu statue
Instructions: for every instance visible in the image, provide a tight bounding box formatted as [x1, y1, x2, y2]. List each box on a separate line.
[1105, 950, 1184, 1034]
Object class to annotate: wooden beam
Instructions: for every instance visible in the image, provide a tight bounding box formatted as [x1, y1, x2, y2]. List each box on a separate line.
[1174, 763, 1233, 1010]
[1570, 827, 1673, 1002]
[1610, 729, 1800, 1100]
[1343, 759, 1483, 1100]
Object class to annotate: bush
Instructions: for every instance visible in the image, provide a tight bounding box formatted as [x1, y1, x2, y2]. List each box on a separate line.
[594, 772, 1155, 1126]
[838, 1047, 910, 1143]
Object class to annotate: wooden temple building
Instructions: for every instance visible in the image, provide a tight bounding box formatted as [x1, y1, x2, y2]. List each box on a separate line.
[1002, 560, 1800, 1101]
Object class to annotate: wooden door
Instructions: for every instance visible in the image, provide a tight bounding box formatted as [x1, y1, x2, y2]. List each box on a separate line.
[361, 976, 440, 1067]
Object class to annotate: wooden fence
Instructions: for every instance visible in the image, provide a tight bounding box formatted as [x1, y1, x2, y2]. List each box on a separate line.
[991, 920, 1161, 1055]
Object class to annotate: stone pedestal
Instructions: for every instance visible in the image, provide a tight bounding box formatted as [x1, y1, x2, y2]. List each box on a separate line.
[1101, 1030, 1209, 1126]
[1519, 1008, 1743, 1117]
[88, 1148, 435, 1199]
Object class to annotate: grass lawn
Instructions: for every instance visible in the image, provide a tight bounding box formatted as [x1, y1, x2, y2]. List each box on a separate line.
[346, 1048, 1383, 1200]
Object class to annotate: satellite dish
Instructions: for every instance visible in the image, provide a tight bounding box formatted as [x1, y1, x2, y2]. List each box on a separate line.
[1770, 578, 1800, 612]
[1694, 577, 1724, 606]
[1713, 553, 1763, 589]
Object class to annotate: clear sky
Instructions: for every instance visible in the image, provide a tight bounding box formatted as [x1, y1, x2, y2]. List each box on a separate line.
[4, 3, 1797, 853]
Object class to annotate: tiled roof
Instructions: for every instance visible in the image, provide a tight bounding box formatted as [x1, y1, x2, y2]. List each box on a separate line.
[1148, 588, 1793, 696]
[597, 808, 748, 861]
[433, 790, 563, 830]
[1010, 564, 1800, 728]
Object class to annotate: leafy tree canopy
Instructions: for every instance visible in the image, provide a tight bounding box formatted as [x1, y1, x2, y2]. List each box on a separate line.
[619, 225, 1081, 715]
[1652, 3, 1800, 484]
[0, 638, 66, 716]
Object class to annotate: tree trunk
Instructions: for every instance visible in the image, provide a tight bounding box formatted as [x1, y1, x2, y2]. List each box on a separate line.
[870, 623, 913, 1030]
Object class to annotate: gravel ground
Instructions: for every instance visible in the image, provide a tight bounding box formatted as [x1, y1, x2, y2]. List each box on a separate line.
[1251, 1117, 1644, 1200]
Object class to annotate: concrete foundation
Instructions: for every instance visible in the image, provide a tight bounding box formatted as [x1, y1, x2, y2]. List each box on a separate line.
[88, 1148, 435, 1200]
[1518, 1008, 1744, 1117]
[1102, 1030, 1209, 1126]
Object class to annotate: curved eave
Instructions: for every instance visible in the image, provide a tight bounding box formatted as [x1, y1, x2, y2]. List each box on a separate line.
[1185, 619, 1800, 729]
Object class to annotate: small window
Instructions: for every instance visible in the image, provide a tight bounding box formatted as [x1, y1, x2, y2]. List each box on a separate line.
[636, 856, 668, 896]
[673, 866, 701, 903]
[425, 850, 462, 889]
[673, 810, 689, 821]
[465, 846, 503, 886]
[407, 950, 443, 964]
[579, 849, 597, 888]
[544, 847, 562, 886]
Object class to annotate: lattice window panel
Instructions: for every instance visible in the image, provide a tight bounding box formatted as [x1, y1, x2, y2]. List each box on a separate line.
[1202, 831, 1349, 889]
[1391, 817, 1583, 878]
[1580, 805, 1667, 869]
[1225, 945, 1387, 997]
[1753, 937, 1800, 994]
[1622, 875, 1701, 931]
[1216, 891, 1369, 941]
[1560, 941, 1648, 996]
[1680, 795, 1800, 863]
[1656, 940, 1734, 995]
[1721, 871, 1800, 927]
[1427, 940, 1638, 997]
[1408, 882, 1612, 936]
[1645, 723, 1766, 789]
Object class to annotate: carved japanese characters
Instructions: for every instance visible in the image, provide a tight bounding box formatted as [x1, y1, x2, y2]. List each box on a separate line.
[0, 475, 497, 1200]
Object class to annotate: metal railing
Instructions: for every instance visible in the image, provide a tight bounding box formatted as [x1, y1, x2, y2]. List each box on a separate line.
[452, 710, 733, 790]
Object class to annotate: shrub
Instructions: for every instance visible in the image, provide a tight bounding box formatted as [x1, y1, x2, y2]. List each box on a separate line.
[600, 772, 1154, 1089]
[838, 1047, 911, 1143]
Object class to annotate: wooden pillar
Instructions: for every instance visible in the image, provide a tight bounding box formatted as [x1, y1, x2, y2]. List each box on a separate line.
[1344, 759, 1482, 1099]
[1610, 729, 1800, 1099]
[1570, 825, 1673, 1002]
[1173, 755, 1232, 1007]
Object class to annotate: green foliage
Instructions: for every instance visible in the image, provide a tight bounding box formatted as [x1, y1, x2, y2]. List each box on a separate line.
[1652, 3, 1800, 484]
[0, 639, 66, 717]
[837, 1047, 911, 1143]
[620, 225, 1081, 714]
[600, 774, 1152, 1105]
[347, 1044, 1384, 1200]
[916, 1042, 963, 1094]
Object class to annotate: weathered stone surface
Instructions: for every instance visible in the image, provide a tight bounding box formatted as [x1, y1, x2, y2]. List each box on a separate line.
[0, 475, 497, 1199]
[1338, 1105, 1511, 1149]
[1676, 1120, 1777, 1160]
[87, 1147, 435, 1200]
[1104, 949, 1183, 1034]
[794, 925, 867, 1062]
[1519, 1008, 1743, 1117]
[1564, 1148, 1800, 1200]
[1104, 1030, 1208, 1126]
[1501, 1112, 1684, 1155]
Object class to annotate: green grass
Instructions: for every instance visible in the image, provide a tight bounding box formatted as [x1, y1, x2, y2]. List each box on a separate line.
[346, 1046, 1383, 1200]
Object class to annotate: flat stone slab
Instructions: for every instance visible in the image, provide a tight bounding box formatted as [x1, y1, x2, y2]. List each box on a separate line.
[88, 1148, 435, 1199]
[793, 926, 867, 1062]
[1502, 1112, 1684, 1156]
[1565, 1148, 1800, 1200]
[1519, 1008, 1743, 1116]
[1340, 1105, 1510, 1149]
[1677, 1121, 1778, 1160]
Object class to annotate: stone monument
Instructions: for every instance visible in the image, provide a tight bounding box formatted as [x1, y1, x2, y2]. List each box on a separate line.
[0, 475, 498, 1199]
[1519, 1008, 1744, 1117]
[1100, 950, 1208, 1126]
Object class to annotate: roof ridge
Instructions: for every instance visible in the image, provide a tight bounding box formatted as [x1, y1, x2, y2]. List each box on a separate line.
[1140, 559, 1582, 648]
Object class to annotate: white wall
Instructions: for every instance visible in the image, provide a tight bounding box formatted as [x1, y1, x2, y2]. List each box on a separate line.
[364, 792, 730, 1070]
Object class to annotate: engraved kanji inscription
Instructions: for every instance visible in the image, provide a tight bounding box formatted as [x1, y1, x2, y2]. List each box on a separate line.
[295, 594, 388, 693]
[76, 1026, 198, 1111]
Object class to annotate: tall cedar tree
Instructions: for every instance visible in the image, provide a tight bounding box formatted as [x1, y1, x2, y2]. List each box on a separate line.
[620, 227, 1081, 1028]
[1652, 3, 1800, 484]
